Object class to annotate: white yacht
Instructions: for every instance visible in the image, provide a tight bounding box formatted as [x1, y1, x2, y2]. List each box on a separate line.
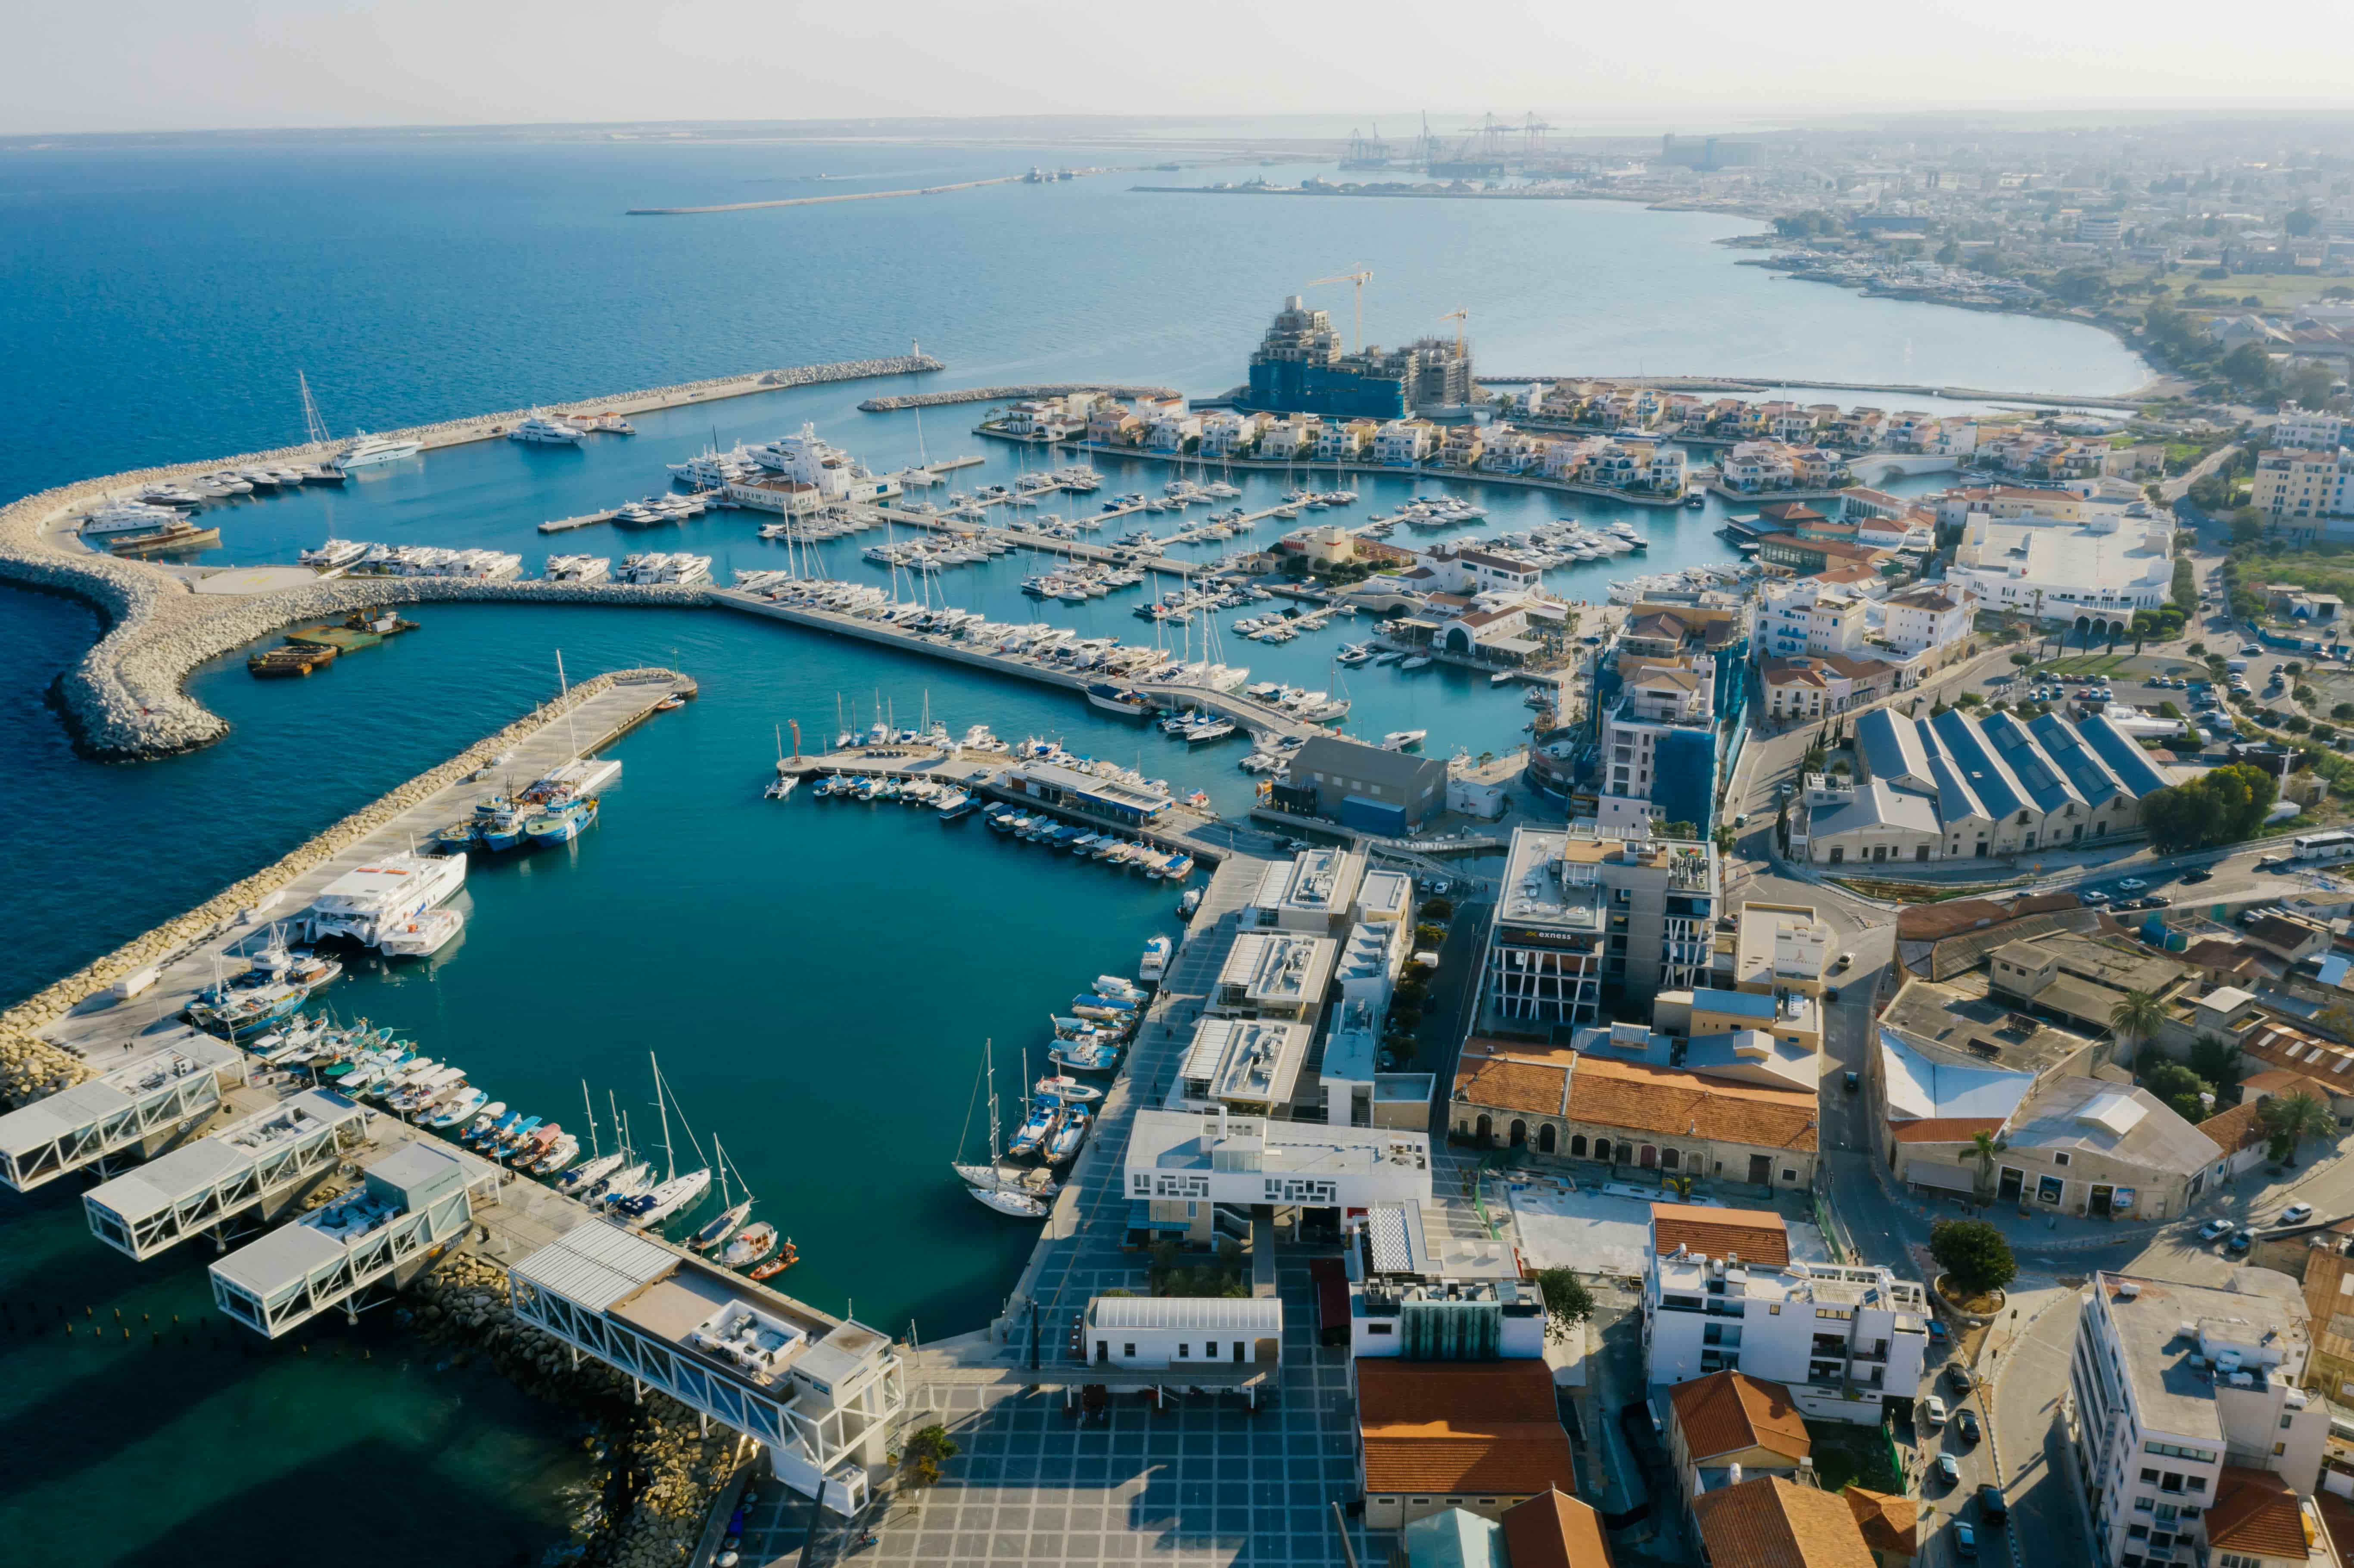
[298, 538, 368, 571]
[544, 554, 611, 583]
[335, 432, 423, 470]
[138, 483, 206, 508]
[81, 501, 186, 537]
[509, 413, 586, 445]
[303, 851, 467, 949]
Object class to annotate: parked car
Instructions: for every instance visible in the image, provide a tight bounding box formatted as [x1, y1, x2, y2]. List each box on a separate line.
[1956, 1409, 1982, 1445]
[1954, 1520, 1979, 1558]
[1835, 951, 1855, 971]
[2282, 1203, 2315, 1226]
[2114, 877, 2148, 892]
[2079, 890, 2111, 906]
[2198, 1217, 2233, 1242]
[1936, 1453, 1961, 1486]
[2227, 1229, 2254, 1256]
[1978, 1485, 2008, 1524]
[1921, 1394, 1948, 1426]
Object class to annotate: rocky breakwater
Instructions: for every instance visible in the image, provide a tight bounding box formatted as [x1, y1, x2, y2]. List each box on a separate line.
[0, 665, 685, 1107]
[859, 382, 1180, 412]
[0, 352, 940, 760]
[412, 1254, 742, 1568]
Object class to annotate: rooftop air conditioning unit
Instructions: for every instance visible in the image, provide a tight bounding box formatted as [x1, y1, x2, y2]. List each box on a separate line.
[2116, 1281, 2142, 1301]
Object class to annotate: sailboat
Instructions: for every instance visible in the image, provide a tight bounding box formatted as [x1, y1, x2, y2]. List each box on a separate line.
[685, 1136, 753, 1253]
[765, 724, 798, 799]
[612, 1054, 711, 1229]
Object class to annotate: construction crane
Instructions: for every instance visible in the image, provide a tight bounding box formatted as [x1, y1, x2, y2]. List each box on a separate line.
[1439, 308, 1469, 358]
[1522, 111, 1554, 155]
[1309, 269, 1373, 353]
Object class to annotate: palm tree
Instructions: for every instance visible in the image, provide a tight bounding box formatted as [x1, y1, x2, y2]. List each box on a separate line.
[2258, 1092, 2336, 1167]
[2109, 989, 2167, 1066]
[1968, 1129, 2007, 1204]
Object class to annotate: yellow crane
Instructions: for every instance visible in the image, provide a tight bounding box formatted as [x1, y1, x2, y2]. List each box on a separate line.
[1308, 268, 1373, 353]
[1439, 307, 1470, 358]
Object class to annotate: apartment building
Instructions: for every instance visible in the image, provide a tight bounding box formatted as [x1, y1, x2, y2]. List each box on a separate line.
[1643, 1204, 1930, 1423]
[2253, 448, 2354, 525]
[1480, 824, 1721, 1031]
[2071, 1271, 2330, 1568]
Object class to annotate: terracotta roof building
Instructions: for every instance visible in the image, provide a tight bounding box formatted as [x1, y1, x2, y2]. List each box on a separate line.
[1501, 1488, 1615, 1568]
[1667, 1371, 1811, 1504]
[1649, 1202, 1794, 1269]
[1841, 1488, 1919, 1568]
[1449, 1047, 1820, 1188]
[1692, 1475, 1878, 1568]
[1356, 1358, 1576, 1530]
[2206, 1465, 2310, 1563]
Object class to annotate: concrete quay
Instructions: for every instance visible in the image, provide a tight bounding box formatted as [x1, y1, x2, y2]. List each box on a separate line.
[0, 668, 694, 1105]
[0, 356, 933, 759]
[711, 588, 1323, 742]
[856, 383, 1180, 413]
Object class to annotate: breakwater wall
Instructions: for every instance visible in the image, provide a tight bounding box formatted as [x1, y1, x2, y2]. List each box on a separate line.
[0, 665, 685, 1105]
[857, 382, 1180, 412]
[0, 355, 933, 759]
[1470, 371, 2145, 410]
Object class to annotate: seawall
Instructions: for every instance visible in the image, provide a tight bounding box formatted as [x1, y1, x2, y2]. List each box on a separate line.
[0, 355, 933, 761]
[857, 382, 1180, 412]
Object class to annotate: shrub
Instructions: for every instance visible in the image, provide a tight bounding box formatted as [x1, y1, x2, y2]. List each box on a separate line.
[1534, 1268, 1596, 1334]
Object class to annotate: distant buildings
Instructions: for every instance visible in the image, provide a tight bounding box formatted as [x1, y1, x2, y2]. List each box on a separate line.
[1593, 600, 1749, 831]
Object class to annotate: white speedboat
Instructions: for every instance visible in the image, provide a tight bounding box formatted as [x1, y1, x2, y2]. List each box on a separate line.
[83, 500, 187, 536]
[298, 538, 368, 570]
[1035, 1074, 1102, 1104]
[335, 432, 422, 470]
[1139, 934, 1171, 984]
[379, 906, 463, 959]
[1381, 729, 1427, 751]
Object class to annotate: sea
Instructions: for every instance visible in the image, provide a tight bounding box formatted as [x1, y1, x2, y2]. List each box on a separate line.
[0, 135, 2146, 1567]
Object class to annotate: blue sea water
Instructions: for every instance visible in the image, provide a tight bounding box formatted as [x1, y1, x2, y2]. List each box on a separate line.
[0, 136, 2144, 1568]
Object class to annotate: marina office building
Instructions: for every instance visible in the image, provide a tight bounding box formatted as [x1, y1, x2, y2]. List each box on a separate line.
[1479, 824, 1722, 1033]
[1124, 1108, 1432, 1249]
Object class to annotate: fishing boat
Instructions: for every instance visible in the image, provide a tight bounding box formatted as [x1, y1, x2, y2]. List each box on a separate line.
[1139, 934, 1171, 984]
[187, 979, 309, 1037]
[748, 1240, 800, 1279]
[427, 1087, 489, 1129]
[1048, 1034, 1121, 1074]
[524, 795, 598, 847]
[1091, 975, 1146, 1004]
[719, 1221, 779, 1269]
[529, 1134, 581, 1177]
[1044, 1104, 1090, 1163]
[1005, 1093, 1058, 1159]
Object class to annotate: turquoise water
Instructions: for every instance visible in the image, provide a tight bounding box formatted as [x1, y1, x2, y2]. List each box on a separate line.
[0, 137, 2142, 1567]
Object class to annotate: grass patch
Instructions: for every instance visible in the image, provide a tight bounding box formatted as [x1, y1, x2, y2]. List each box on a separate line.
[2041, 654, 2130, 675]
[1829, 875, 2032, 903]
[1805, 1419, 1905, 1495]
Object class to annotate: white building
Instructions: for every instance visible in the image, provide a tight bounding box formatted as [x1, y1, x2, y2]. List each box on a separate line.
[2274, 404, 2347, 453]
[1123, 1109, 1433, 1238]
[1081, 1295, 1283, 1372]
[1756, 578, 1871, 660]
[1213, 931, 1339, 1025]
[1373, 420, 1437, 466]
[1166, 1016, 1314, 1118]
[1944, 502, 2176, 632]
[1643, 1204, 1930, 1423]
[1258, 417, 1321, 460]
[2071, 1271, 2331, 1568]
[1877, 582, 1975, 656]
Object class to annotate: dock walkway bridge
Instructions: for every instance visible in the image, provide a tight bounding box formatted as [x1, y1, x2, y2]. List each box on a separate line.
[0, 1032, 246, 1193]
[508, 1221, 905, 1515]
[82, 1087, 371, 1260]
[210, 1139, 485, 1338]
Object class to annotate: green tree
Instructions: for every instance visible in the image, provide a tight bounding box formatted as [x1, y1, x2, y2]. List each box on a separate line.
[899, 1423, 961, 1488]
[1967, 1129, 2005, 1202]
[2142, 1061, 2214, 1123]
[1534, 1268, 1596, 1337]
[2257, 1091, 2336, 1166]
[1931, 1218, 2019, 1297]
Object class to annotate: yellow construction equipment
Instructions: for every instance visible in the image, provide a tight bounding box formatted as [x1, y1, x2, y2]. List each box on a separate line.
[1308, 269, 1373, 353]
[1440, 308, 1470, 358]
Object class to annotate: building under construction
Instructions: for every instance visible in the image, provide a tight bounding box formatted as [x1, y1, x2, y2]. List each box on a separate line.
[1244, 297, 1473, 420]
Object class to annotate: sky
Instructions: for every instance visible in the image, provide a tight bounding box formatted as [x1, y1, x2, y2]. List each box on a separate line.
[9, 0, 2354, 137]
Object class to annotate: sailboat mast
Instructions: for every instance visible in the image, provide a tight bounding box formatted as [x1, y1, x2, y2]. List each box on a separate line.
[985, 1039, 1001, 1163]
[651, 1052, 676, 1180]
[582, 1080, 601, 1159]
[556, 650, 581, 761]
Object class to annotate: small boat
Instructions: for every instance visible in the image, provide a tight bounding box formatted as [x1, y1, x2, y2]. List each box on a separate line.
[529, 1134, 581, 1177]
[559, 1150, 626, 1193]
[1045, 1104, 1090, 1163]
[687, 1198, 752, 1253]
[719, 1221, 780, 1269]
[1006, 1096, 1058, 1159]
[524, 796, 598, 847]
[1380, 729, 1427, 752]
[748, 1240, 800, 1279]
[1177, 887, 1203, 920]
[1049, 1037, 1121, 1074]
[970, 1188, 1050, 1218]
[1401, 655, 1433, 671]
[1489, 669, 1517, 687]
[1139, 935, 1171, 984]
[427, 1088, 489, 1129]
[380, 906, 463, 958]
[1036, 1074, 1102, 1104]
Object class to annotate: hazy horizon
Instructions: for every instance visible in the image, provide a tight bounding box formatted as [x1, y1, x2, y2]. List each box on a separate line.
[12, 0, 2354, 138]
